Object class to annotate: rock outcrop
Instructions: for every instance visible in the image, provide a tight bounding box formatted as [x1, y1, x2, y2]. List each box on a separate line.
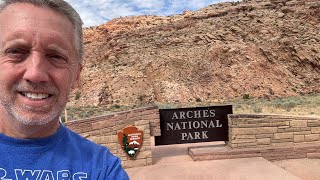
[68, 0, 320, 107]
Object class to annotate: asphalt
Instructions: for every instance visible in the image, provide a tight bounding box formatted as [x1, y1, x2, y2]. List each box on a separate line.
[126, 140, 320, 180]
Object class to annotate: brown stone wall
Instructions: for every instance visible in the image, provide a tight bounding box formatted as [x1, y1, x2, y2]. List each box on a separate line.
[65, 105, 160, 168]
[228, 114, 320, 149]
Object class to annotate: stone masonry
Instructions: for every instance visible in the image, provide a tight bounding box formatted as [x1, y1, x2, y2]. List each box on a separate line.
[228, 114, 320, 148]
[65, 105, 160, 168]
[189, 114, 320, 161]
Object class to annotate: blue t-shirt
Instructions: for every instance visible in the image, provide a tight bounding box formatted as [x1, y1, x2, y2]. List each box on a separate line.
[0, 124, 129, 180]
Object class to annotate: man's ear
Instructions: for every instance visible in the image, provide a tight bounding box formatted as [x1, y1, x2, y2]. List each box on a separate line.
[71, 64, 83, 89]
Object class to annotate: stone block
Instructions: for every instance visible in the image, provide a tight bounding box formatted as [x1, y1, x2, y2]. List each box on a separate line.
[113, 114, 127, 121]
[195, 154, 230, 161]
[247, 119, 271, 124]
[228, 143, 238, 148]
[90, 129, 101, 136]
[122, 159, 147, 169]
[286, 154, 307, 159]
[232, 138, 257, 144]
[284, 128, 301, 132]
[294, 131, 311, 135]
[232, 127, 277, 135]
[274, 132, 293, 139]
[271, 142, 294, 147]
[305, 134, 320, 142]
[264, 156, 288, 161]
[150, 127, 160, 136]
[236, 142, 258, 148]
[127, 112, 142, 119]
[256, 134, 274, 138]
[135, 124, 150, 131]
[150, 119, 160, 126]
[294, 142, 320, 146]
[300, 127, 311, 131]
[236, 135, 256, 139]
[94, 135, 118, 144]
[143, 133, 151, 139]
[104, 143, 118, 150]
[237, 124, 258, 128]
[307, 120, 320, 127]
[141, 109, 156, 116]
[134, 120, 150, 126]
[308, 153, 320, 159]
[278, 126, 290, 129]
[257, 138, 271, 145]
[115, 118, 136, 125]
[290, 120, 307, 128]
[272, 138, 293, 143]
[100, 127, 113, 135]
[143, 114, 159, 120]
[137, 151, 152, 159]
[260, 122, 286, 127]
[311, 127, 320, 134]
[92, 120, 115, 130]
[294, 135, 305, 142]
[114, 124, 130, 131]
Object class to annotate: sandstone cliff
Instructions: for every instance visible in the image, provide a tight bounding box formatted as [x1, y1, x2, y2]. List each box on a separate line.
[68, 0, 320, 108]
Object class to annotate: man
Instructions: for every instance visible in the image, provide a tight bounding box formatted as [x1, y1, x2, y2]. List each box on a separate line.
[0, 0, 129, 179]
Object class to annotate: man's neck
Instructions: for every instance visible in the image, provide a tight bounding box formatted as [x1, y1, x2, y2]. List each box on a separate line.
[0, 117, 60, 139]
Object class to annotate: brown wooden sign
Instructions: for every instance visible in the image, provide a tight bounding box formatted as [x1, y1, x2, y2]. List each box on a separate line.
[155, 105, 232, 146]
[118, 126, 143, 159]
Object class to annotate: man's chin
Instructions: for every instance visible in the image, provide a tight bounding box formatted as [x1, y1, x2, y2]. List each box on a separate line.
[10, 110, 59, 126]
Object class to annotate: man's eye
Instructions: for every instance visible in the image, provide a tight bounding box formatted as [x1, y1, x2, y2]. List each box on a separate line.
[47, 54, 68, 63]
[5, 48, 28, 61]
[5, 48, 28, 58]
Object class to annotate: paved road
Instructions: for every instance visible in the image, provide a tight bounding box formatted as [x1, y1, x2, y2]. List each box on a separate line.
[127, 156, 301, 180]
[126, 141, 320, 180]
[274, 158, 320, 180]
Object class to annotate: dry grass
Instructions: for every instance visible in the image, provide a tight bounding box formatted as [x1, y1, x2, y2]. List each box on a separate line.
[63, 93, 320, 121]
[155, 93, 320, 117]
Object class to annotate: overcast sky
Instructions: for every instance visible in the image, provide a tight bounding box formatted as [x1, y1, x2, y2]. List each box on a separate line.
[66, 0, 238, 27]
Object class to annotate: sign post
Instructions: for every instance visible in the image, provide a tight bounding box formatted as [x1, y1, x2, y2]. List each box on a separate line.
[155, 105, 232, 146]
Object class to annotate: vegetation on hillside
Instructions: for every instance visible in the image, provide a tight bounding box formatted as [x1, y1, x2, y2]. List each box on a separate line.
[62, 94, 320, 122]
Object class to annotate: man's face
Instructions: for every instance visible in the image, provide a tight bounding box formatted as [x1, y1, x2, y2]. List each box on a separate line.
[0, 3, 81, 126]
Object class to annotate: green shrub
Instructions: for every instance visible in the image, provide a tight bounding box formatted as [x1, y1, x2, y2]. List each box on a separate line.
[242, 94, 250, 99]
[196, 98, 202, 102]
[75, 91, 81, 100]
[282, 101, 297, 111]
[252, 105, 262, 113]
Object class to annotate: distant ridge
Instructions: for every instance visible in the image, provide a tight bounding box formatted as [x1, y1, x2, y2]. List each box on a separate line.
[69, 0, 320, 107]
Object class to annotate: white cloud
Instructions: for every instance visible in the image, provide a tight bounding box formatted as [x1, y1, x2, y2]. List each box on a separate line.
[66, 0, 239, 27]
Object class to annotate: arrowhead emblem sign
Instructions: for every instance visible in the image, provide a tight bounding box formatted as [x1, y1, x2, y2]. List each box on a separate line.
[118, 126, 143, 159]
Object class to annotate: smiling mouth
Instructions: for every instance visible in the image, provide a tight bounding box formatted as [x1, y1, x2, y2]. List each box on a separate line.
[19, 92, 53, 100]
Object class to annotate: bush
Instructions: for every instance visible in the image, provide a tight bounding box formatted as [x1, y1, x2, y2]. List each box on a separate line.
[75, 91, 81, 100]
[196, 98, 202, 102]
[252, 105, 262, 113]
[282, 101, 297, 111]
[242, 94, 250, 99]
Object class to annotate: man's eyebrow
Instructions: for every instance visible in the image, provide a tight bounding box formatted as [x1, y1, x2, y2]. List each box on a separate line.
[1, 38, 29, 49]
[47, 44, 69, 54]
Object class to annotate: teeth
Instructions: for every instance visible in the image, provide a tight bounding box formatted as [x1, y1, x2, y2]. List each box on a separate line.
[23, 92, 50, 100]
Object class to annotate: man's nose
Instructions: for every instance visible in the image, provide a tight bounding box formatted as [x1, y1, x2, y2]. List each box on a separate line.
[22, 52, 50, 83]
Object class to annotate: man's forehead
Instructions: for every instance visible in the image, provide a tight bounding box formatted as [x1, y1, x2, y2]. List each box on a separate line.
[0, 3, 76, 54]
[0, 2, 73, 27]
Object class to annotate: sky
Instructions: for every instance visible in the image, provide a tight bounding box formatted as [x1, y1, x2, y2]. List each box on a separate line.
[66, 0, 238, 27]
